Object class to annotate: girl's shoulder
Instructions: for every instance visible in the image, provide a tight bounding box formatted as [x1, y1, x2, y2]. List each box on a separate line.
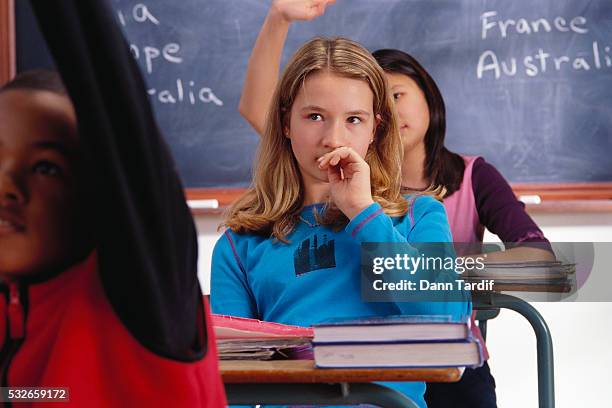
[470, 156, 514, 201]
[214, 228, 270, 257]
[471, 156, 506, 181]
[399, 194, 447, 228]
[403, 193, 446, 214]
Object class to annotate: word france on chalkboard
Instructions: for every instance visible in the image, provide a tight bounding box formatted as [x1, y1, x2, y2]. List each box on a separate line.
[17, 0, 612, 187]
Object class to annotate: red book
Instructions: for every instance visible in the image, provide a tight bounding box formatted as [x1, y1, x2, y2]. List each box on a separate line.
[212, 314, 313, 340]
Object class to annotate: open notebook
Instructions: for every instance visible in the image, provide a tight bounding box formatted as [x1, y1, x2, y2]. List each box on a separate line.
[212, 314, 313, 360]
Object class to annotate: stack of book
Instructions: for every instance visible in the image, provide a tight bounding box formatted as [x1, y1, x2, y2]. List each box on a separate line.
[464, 260, 576, 292]
[312, 315, 483, 369]
[212, 314, 313, 360]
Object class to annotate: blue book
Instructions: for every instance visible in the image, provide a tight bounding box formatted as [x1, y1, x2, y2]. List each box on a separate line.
[313, 336, 484, 369]
[313, 315, 470, 344]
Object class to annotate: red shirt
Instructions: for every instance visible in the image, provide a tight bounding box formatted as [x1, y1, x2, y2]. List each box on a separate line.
[1, 253, 226, 407]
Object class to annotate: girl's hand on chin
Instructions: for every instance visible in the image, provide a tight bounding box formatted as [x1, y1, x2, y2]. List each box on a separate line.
[317, 146, 374, 220]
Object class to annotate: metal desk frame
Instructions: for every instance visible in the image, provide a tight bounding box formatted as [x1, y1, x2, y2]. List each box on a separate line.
[474, 292, 555, 408]
[226, 382, 419, 407]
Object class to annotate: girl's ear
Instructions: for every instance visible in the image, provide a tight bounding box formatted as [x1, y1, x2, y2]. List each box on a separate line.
[281, 111, 291, 138]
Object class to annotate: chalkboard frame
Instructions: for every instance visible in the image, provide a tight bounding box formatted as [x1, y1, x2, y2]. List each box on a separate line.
[2, 2, 611, 214]
[0, 0, 15, 85]
[187, 184, 612, 214]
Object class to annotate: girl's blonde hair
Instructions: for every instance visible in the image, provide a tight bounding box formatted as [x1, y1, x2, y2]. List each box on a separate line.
[224, 37, 408, 241]
[401, 184, 447, 202]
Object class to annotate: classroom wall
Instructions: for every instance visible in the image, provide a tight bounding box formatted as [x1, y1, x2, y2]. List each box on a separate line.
[195, 210, 612, 408]
[482, 213, 612, 408]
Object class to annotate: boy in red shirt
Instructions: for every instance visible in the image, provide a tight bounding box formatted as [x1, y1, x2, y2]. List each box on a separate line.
[0, 1, 226, 406]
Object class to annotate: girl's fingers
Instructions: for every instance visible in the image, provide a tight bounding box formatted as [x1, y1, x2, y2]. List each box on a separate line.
[343, 162, 362, 175]
[316, 0, 335, 16]
[328, 161, 362, 184]
[333, 162, 360, 180]
[276, 0, 332, 22]
[317, 150, 336, 168]
[317, 150, 340, 169]
[327, 165, 340, 183]
[312, 0, 333, 8]
[317, 155, 329, 169]
[333, 147, 360, 165]
[318, 147, 361, 169]
[307, 0, 332, 19]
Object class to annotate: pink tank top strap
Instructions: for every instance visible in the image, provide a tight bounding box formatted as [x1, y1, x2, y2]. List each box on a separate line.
[443, 155, 484, 244]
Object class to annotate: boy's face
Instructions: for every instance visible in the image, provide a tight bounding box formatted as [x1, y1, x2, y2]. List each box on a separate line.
[0, 89, 88, 277]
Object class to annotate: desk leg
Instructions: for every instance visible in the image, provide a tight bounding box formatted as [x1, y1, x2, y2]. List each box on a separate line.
[478, 319, 488, 341]
[476, 293, 555, 408]
[225, 382, 419, 408]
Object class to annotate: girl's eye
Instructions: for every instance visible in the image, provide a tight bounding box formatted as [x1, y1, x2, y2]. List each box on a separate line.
[308, 113, 323, 121]
[347, 116, 362, 124]
[33, 161, 63, 177]
[393, 92, 402, 100]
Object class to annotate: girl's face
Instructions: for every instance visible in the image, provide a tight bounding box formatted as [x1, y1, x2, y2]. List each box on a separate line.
[0, 90, 86, 276]
[286, 71, 376, 187]
[385, 72, 430, 153]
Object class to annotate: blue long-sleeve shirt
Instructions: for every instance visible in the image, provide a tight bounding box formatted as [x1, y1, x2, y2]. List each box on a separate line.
[211, 195, 471, 407]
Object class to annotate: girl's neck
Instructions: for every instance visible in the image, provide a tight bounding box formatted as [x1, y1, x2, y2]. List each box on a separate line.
[302, 179, 330, 206]
[401, 143, 429, 190]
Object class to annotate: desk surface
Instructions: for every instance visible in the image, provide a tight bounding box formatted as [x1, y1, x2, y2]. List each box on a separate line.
[220, 360, 462, 383]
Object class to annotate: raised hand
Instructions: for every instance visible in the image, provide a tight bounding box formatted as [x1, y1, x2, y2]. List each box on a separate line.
[317, 146, 374, 220]
[271, 0, 336, 23]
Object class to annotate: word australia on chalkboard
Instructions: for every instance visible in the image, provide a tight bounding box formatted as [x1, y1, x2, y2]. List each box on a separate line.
[110, 0, 612, 187]
[477, 12, 612, 78]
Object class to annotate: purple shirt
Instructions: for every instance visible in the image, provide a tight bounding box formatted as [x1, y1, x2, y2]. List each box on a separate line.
[443, 156, 552, 360]
[470, 157, 549, 244]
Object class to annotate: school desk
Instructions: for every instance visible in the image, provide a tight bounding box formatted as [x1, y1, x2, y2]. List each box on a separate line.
[220, 359, 462, 407]
[474, 292, 555, 408]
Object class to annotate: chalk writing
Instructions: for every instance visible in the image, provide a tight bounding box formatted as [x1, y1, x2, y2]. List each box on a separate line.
[115, 2, 224, 106]
[477, 11, 611, 80]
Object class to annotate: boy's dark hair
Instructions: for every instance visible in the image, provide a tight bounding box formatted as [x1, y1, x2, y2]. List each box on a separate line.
[0, 69, 68, 96]
[372, 49, 465, 197]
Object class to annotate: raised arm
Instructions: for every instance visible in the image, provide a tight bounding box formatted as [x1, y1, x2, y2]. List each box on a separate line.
[239, 0, 335, 135]
[32, 0, 204, 360]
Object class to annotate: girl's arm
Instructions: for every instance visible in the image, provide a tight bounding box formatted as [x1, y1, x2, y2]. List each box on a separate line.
[239, 0, 335, 135]
[210, 231, 259, 318]
[32, 0, 206, 360]
[471, 158, 555, 261]
[317, 145, 465, 314]
[346, 196, 471, 322]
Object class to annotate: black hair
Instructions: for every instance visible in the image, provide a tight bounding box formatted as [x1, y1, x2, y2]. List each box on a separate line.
[0, 69, 68, 96]
[372, 49, 465, 196]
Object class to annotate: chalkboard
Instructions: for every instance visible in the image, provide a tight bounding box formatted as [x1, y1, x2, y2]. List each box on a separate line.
[14, 0, 612, 188]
